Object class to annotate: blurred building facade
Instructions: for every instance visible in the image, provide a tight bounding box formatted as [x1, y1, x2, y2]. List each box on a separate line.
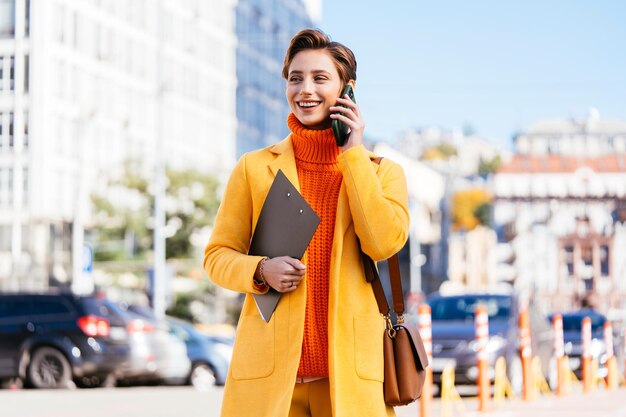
[494, 110, 626, 313]
[392, 126, 510, 295]
[0, 0, 237, 290]
[373, 143, 445, 297]
[234, 0, 316, 156]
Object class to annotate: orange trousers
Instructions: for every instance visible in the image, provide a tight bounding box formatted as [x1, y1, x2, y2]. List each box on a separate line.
[289, 378, 332, 417]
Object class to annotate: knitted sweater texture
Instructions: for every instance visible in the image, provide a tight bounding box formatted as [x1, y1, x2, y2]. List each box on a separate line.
[288, 113, 342, 377]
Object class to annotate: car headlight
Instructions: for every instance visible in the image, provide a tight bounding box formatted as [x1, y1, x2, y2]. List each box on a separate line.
[590, 339, 605, 358]
[564, 341, 573, 355]
[469, 335, 506, 353]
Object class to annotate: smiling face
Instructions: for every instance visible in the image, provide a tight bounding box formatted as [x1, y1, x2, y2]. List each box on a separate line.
[286, 49, 343, 130]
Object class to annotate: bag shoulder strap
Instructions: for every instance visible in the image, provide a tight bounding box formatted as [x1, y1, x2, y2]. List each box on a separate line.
[363, 155, 405, 318]
[364, 253, 405, 318]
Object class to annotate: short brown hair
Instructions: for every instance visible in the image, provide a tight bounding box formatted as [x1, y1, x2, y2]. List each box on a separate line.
[282, 28, 357, 84]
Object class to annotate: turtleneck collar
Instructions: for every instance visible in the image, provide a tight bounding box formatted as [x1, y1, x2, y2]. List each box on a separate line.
[288, 113, 340, 164]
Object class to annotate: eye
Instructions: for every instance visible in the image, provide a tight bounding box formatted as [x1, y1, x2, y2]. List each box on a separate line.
[289, 76, 302, 82]
[314, 76, 328, 81]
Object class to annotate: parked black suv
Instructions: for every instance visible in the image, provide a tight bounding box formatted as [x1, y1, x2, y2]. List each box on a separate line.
[0, 292, 132, 388]
[427, 292, 553, 394]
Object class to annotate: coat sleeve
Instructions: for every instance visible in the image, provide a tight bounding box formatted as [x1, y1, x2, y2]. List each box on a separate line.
[338, 145, 410, 261]
[203, 154, 268, 294]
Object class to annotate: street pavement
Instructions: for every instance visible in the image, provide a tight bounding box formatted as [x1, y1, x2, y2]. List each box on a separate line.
[395, 386, 626, 417]
[1, 384, 625, 417]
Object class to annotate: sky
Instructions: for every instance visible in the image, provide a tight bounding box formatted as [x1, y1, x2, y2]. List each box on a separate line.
[318, 1, 626, 149]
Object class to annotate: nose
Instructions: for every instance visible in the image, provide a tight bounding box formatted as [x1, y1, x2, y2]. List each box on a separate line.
[300, 78, 313, 95]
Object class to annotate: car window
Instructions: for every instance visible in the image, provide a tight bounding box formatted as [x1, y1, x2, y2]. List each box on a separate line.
[29, 297, 75, 320]
[0, 298, 32, 320]
[37, 300, 72, 314]
[562, 314, 605, 332]
[429, 296, 512, 322]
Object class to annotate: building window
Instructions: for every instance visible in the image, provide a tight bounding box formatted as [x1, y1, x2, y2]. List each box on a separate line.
[24, 0, 29, 36]
[600, 245, 609, 276]
[0, 0, 15, 38]
[23, 54, 28, 92]
[8, 112, 14, 147]
[23, 111, 28, 147]
[0, 225, 11, 251]
[9, 56, 13, 90]
[0, 168, 13, 207]
[0, 112, 14, 150]
[0, 55, 15, 91]
[564, 245, 574, 276]
[22, 167, 27, 205]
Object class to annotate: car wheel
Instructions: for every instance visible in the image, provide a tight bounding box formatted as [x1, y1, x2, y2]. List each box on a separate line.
[507, 355, 523, 396]
[27, 347, 72, 389]
[190, 363, 216, 391]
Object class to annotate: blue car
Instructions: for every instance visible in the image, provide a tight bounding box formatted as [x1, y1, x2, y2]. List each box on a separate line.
[548, 309, 618, 380]
[165, 317, 233, 390]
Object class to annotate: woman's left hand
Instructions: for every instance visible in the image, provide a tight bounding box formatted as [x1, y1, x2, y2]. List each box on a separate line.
[329, 94, 365, 151]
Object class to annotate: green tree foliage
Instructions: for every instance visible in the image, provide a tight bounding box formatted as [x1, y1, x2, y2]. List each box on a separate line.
[474, 202, 492, 228]
[89, 160, 220, 261]
[478, 155, 502, 177]
[422, 142, 458, 161]
[451, 188, 492, 231]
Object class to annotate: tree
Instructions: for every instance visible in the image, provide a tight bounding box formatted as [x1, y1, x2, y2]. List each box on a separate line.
[474, 202, 492, 228]
[451, 189, 492, 231]
[89, 160, 220, 261]
[478, 155, 502, 177]
[422, 142, 458, 161]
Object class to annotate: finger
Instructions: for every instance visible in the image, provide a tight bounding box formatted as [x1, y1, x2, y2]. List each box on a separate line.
[336, 96, 356, 108]
[330, 101, 356, 113]
[280, 279, 298, 293]
[283, 268, 306, 277]
[287, 276, 304, 286]
[329, 110, 356, 124]
[283, 257, 306, 271]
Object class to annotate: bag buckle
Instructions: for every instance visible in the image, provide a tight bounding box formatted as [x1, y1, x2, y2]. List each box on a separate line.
[384, 315, 396, 338]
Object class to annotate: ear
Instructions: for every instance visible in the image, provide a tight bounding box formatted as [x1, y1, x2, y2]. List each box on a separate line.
[347, 80, 355, 89]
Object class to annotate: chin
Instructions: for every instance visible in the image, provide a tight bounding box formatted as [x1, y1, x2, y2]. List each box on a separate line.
[298, 115, 330, 130]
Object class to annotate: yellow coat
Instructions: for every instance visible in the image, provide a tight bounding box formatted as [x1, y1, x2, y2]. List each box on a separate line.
[204, 137, 409, 417]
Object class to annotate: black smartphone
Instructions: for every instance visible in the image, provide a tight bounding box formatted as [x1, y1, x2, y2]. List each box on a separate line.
[332, 84, 356, 147]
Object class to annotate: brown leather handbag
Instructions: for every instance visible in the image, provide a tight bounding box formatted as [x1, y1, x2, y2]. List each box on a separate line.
[362, 253, 429, 406]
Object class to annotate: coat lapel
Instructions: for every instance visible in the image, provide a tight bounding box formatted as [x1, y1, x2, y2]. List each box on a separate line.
[268, 135, 301, 192]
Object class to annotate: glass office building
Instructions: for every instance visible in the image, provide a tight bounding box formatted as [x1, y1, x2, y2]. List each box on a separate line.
[235, 0, 314, 156]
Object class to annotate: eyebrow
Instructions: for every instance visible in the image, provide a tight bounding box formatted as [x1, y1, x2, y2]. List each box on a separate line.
[288, 69, 332, 76]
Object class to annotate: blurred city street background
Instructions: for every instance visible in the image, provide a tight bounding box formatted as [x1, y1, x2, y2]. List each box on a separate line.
[1, 0, 626, 415]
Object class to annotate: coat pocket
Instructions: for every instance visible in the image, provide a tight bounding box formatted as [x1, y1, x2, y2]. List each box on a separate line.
[231, 314, 275, 380]
[353, 314, 384, 382]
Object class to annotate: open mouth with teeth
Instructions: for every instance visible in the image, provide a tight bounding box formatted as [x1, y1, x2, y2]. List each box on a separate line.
[298, 101, 321, 108]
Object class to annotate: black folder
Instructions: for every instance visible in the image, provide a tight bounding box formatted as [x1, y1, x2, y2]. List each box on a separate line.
[249, 170, 320, 322]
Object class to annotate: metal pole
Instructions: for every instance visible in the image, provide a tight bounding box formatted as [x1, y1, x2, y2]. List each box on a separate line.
[409, 200, 423, 293]
[152, 0, 166, 318]
[72, 112, 95, 295]
[10, 0, 26, 291]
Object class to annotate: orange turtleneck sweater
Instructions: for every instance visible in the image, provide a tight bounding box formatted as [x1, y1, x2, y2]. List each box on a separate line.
[288, 113, 343, 378]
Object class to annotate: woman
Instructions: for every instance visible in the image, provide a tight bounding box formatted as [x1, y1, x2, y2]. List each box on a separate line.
[204, 28, 409, 417]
